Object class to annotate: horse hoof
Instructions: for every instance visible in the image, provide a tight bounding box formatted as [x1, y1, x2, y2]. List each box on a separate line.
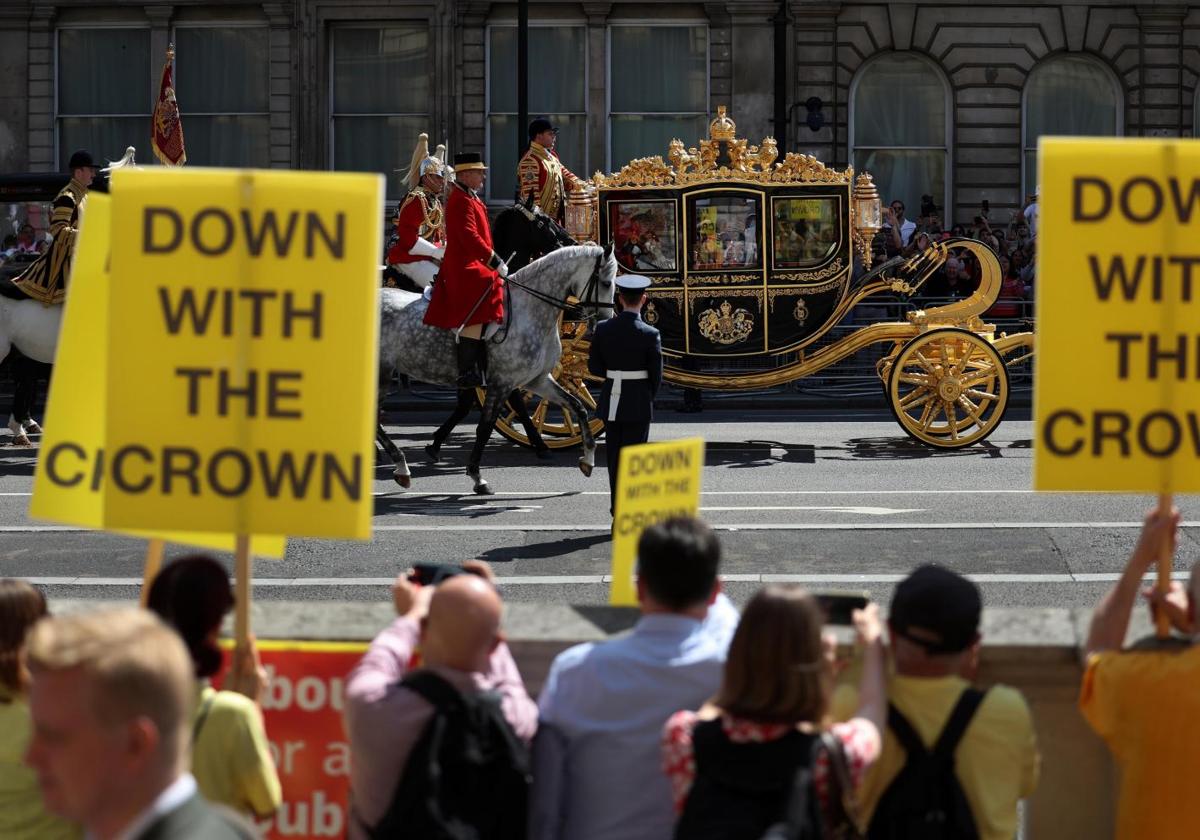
[425, 444, 441, 464]
[23, 420, 42, 434]
[534, 446, 554, 461]
[9, 433, 31, 448]
[578, 460, 593, 477]
[474, 481, 494, 496]
[394, 472, 411, 489]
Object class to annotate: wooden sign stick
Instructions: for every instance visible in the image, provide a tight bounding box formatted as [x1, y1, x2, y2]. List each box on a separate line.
[1155, 493, 1174, 639]
[235, 535, 252, 646]
[140, 539, 165, 606]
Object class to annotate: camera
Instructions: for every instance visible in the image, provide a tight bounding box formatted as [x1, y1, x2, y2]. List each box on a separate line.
[815, 591, 871, 625]
[409, 563, 473, 586]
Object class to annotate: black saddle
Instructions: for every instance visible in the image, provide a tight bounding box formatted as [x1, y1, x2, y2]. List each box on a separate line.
[0, 274, 31, 301]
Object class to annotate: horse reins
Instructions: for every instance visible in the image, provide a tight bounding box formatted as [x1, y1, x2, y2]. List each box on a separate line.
[491, 252, 610, 345]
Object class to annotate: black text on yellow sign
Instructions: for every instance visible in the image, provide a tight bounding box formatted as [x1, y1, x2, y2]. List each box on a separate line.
[1035, 139, 1200, 492]
[79, 169, 383, 538]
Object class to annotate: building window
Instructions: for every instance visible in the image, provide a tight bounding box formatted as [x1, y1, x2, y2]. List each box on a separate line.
[330, 25, 431, 200]
[57, 27, 150, 168]
[487, 25, 586, 203]
[608, 25, 708, 170]
[1023, 55, 1121, 198]
[850, 53, 949, 227]
[173, 26, 270, 167]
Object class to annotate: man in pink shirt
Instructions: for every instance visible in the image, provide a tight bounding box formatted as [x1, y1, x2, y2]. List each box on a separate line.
[343, 563, 538, 838]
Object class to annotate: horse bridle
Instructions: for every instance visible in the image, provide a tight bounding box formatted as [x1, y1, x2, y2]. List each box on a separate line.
[492, 252, 611, 345]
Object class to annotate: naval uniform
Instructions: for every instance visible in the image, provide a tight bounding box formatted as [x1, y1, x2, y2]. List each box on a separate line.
[588, 295, 663, 514]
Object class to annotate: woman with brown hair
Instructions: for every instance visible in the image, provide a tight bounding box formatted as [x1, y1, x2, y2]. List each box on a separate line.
[0, 579, 79, 839]
[663, 584, 887, 839]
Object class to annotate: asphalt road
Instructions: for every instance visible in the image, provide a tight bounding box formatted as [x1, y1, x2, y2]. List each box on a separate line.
[2, 406, 1198, 609]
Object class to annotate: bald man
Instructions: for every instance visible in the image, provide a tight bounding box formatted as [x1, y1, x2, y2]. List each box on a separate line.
[343, 564, 537, 840]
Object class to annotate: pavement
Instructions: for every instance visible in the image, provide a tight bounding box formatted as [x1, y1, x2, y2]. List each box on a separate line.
[2, 405, 1197, 609]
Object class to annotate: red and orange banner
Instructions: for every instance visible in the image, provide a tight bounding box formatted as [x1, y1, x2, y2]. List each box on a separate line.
[152, 46, 186, 166]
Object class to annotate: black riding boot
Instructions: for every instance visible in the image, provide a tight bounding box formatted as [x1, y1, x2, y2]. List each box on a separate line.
[456, 338, 485, 388]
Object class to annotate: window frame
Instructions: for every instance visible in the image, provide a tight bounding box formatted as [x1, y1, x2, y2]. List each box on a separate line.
[605, 21, 711, 172]
[1021, 53, 1124, 197]
[847, 51, 952, 222]
[54, 22, 152, 168]
[326, 21, 433, 200]
[484, 22, 590, 205]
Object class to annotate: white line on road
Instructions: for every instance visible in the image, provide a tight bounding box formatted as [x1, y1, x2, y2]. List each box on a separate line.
[699, 506, 926, 515]
[0, 489, 1043, 497]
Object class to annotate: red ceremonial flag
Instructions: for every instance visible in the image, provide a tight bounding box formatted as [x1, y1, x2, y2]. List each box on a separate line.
[151, 45, 186, 166]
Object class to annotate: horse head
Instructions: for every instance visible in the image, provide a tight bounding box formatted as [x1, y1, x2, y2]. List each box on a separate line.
[494, 201, 576, 272]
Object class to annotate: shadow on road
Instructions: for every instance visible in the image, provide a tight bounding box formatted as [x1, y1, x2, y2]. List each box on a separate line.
[479, 532, 610, 564]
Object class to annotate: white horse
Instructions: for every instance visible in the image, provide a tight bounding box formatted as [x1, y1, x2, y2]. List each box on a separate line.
[377, 243, 616, 494]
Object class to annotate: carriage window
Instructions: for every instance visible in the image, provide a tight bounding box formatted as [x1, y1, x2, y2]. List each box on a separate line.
[771, 198, 839, 268]
[487, 26, 587, 203]
[609, 26, 708, 168]
[609, 200, 678, 273]
[57, 27, 151, 168]
[687, 195, 760, 272]
[330, 25, 431, 201]
[173, 26, 269, 167]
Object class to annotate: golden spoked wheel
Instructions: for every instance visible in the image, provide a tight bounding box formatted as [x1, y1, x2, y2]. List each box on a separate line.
[489, 320, 606, 449]
[886, 327, 1009, 449]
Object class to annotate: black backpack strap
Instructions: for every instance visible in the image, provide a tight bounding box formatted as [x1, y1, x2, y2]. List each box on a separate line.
[932, 689, 986, 762]
[886, 703, 928, 758]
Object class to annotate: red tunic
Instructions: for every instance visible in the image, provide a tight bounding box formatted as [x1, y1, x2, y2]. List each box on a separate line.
[387, 188, 443, 265]
[423, 182, 504, 329]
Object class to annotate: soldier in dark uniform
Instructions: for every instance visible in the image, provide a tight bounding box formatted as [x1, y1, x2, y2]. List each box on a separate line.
[588, 275, 663, 514]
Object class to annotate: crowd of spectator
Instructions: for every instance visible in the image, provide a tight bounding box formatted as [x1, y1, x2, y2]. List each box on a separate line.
[0, 508, 1193, 839]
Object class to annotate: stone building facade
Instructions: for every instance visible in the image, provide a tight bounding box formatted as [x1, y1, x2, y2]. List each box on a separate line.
[0, 0, 1196, 222]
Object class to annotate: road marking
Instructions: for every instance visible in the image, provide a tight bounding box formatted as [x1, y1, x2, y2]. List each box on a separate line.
[15, 572, 1186, 587]
[700, 506, 926, 515]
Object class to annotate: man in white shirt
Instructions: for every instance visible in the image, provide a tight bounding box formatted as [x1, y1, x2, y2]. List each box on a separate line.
[25, 608, 256, 840]
[884, 198, 917, 250]
[531, 517, 740, 840]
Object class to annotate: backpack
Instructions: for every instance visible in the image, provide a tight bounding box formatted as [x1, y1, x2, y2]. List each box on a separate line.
[867, 689, 986, 840]
[366, 670, 531, 840]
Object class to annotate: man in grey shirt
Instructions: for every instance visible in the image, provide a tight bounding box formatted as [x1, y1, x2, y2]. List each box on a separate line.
[531, 517, 740, 840]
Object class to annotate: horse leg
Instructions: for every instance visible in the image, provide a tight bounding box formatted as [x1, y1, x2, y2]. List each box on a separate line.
[7, 354, 35, 446]
[466, 390, 505, 496]
[375, 422, 411, 489]
[428, 387, 477, 463]
[507, 390, 551, 458]
[528, 375, 595, 477]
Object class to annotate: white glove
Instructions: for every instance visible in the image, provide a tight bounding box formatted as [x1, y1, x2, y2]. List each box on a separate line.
[496, 260, 510, 279]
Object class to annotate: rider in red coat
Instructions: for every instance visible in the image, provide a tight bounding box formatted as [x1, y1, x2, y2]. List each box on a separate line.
[423, 152, 509, 387]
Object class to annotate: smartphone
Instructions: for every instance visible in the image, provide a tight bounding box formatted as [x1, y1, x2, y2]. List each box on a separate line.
[409, 563, 466, 586]
[815, 591, 871, 625]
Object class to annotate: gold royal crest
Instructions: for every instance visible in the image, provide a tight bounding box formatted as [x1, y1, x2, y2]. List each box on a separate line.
[698, 300, 754, 345]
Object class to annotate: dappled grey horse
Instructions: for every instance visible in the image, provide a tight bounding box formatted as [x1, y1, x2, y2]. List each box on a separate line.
[377, 244, 616, 494]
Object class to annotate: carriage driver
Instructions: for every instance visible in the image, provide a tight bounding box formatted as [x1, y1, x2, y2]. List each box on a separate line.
[9, 149, 96, 306]
[517, 118, 588, 225]
[387, 133, 447, 289]
[422, 152, 509, 388]
[587, 274, 663, 516]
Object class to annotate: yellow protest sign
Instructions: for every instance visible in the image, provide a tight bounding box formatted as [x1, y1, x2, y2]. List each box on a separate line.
[91, 169, 383, 539]
[1035, 138, 1200, 493]
[609, 437, 704, 606]
[29, 193, 285, 558]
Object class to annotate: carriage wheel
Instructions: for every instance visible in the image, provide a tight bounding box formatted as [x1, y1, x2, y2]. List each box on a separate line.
[886, 328, 1009, 449]
[487, 320, 606, 450]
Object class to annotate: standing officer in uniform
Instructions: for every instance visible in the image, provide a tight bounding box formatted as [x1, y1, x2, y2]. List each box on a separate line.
[588, 275, 662, 515]
[517, 118, 587, 225]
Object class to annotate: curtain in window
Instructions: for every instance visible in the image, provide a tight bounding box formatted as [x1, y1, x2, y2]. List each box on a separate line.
[852, 54, 948, 219]
[57, 29, 150, 167]
[331, 26, 431, 200]
[1023, 56, 1120, 196]
[609, 27, 707, 166]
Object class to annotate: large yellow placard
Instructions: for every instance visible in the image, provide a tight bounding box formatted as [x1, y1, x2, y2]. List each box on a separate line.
[101, 169, 382, 538]
[1035, 138, 1200, 493]
[609, 437, 704, 606]
[29, 193, 285, 558]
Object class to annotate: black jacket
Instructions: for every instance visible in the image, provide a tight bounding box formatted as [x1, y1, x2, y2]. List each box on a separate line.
[588, 310, 663, 423]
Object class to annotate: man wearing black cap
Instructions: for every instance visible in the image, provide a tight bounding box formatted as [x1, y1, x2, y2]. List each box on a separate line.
[835, 565, 1039, 839]
[11, 149, 96, 305]
[517, 118, 586, 224]
[587, 274, 662, 515]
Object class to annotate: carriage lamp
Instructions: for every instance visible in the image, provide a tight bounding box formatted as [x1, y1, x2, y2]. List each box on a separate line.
[852, 173, 882, 270]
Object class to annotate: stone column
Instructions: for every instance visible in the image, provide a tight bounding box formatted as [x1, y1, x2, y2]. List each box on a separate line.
[726, 1, 779, 147]
[705, 3, 732, 114]
[1134, 6, 1188, 138]
[262, 2, 294, 168]
[145, 5, 173, 107]
[582, 3, 610, 176]
[27, 3, 55, 171]
[456, 1, 490, 157]
[790, 2, 839, 165]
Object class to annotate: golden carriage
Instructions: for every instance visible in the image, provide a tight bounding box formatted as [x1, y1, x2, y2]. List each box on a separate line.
[491, 108, 1034, 450]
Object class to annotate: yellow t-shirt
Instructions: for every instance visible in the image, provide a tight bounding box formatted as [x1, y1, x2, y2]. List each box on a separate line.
[833, 675, 1039, 840]
[191, 684, 282, 819]
[1080, 645, 1200, 840]
[0, 694, 81, 840]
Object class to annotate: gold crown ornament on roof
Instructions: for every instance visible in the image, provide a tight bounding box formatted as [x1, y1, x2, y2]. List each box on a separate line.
[708, 106, 736, 141]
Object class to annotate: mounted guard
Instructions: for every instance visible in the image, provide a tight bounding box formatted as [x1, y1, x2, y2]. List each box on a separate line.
[518, 118, 588, 225]
[386, 133, 447, 290]
[422, 152, 509, 388]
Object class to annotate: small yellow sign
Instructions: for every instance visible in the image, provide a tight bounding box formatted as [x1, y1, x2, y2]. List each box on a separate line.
[1035, 138, 1200, 493]
[97, 169, 383, 539]
[609, 437, 705, 606]
[29, 193, 285, 558]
